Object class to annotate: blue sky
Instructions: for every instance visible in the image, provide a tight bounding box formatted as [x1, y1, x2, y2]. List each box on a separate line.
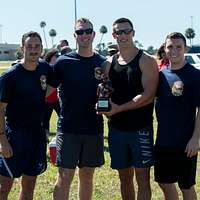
[1, 0, 200, 49]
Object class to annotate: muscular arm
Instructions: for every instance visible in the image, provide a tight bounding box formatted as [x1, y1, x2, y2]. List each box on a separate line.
[0, 102, 13, 158]
[101, 54, 159, 116]
[185, 107, 200, 157]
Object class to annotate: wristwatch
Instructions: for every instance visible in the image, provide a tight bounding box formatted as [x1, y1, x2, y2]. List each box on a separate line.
[0, 131, 5, 135]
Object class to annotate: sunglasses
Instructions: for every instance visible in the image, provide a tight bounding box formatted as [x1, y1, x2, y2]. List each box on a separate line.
[75, 28, 93, 35]
[114, 28, 133, 35]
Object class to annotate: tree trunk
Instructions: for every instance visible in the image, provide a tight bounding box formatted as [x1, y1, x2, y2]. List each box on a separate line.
[43, 28, 48, 49]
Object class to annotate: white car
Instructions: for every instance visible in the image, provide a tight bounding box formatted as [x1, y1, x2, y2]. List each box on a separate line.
[184, 53, 200, 70]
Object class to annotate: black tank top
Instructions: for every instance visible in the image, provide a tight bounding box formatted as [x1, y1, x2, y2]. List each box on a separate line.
[109, 50, 153, 131]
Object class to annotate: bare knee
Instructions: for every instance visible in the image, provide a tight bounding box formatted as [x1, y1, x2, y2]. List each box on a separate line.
[180, 186, 197, 199]
[159, 183, 175, 191]
[21, 175, 37, 192]
[118, 168, 134, 184]
[79, 167, 95, 184]
[180, 185, 195, 192]
[56, 168, 75, 188]
[181, 187, 193, 194]
[0, 175, 13, 196]
[135, 168, 150, 186]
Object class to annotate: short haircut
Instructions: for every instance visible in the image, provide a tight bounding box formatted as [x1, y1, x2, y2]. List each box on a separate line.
[75, 17, 93, 30]
[44, 48, 58, 63]
[113, 18, 133, 30]
[59, 39, 69, 46]
[22, 31, 42, 46]
[165, 32, 187, 47]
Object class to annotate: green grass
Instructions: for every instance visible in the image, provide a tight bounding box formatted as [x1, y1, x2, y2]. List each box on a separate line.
[0, 61, 12, 75]
[0, 68, 6, 74]
[0, 62, 200, 199]
[0, 61, 13, 69]
[7, 113, 200, 200]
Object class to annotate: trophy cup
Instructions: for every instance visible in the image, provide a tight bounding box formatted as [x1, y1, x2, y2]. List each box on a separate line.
[96, 71, 113, 112]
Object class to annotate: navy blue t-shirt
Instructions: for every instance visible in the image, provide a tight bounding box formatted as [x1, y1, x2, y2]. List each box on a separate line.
[155, 63, 200, 148]
[0, 61, 51, 129]
[49, 52, 105, 134]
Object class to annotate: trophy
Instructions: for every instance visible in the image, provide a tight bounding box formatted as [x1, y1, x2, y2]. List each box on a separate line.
[95, 67, 113, 112]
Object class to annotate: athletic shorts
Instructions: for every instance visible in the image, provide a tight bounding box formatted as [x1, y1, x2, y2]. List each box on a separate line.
[56, 132, 105, 169]
[0, 127, 47, 178]
[108, 126, 154, 169]
[154, 145, 197, 189]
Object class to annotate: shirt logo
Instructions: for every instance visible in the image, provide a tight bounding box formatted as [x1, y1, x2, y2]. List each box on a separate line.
[171, 80, 184, 96]
[38, 163, 43, 168]
[40, 75, 47, 90]
[94, 67, 102, 80]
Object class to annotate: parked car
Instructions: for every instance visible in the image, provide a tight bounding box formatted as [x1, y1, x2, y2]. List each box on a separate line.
[184, 53, 200, 69]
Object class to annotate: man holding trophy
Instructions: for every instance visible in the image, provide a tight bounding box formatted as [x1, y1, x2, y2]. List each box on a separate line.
[97, 18, 158, 200]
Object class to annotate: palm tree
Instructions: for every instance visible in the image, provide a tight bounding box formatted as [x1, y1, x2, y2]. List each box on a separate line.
[146, 45, 156, 55]
[185, 28, 195, 46]
[134, 40, 143, 49]
[40, 21, 48, 49]
[49, 29, 57, 47]
[99, 25, 108, 45]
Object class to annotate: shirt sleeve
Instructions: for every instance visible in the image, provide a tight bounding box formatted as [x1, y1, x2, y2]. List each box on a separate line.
[0, 73, 13, 103]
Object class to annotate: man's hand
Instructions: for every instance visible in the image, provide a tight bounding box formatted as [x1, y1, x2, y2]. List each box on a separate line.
[97, 100, 120, 117]
[185, 136, 200, 157]
[0, 135, 13, 158]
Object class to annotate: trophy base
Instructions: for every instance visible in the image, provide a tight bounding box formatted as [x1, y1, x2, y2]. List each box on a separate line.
[97, 98, 110, 112]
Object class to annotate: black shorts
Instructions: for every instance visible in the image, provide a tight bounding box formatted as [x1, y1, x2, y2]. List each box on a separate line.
[154, 145, 197, 189]
[0, 127, 47, 178]
[56, 132, 105, 169]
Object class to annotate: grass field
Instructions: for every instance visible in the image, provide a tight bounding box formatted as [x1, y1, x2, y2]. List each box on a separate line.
[0, 62, 200, 199]
[8, 113, 200, 200]
[0, 61, 13, 69]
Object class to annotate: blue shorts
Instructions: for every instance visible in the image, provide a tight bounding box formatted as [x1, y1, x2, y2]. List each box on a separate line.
[56, 132, 105, 169]
[108, 126, 154, 169]
[0, 127, 47, 178]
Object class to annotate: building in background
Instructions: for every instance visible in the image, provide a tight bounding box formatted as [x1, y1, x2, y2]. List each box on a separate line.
[0, 43, 20, 61]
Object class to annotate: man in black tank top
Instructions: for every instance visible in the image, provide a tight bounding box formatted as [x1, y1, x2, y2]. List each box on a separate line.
[98, 18, 158, 200]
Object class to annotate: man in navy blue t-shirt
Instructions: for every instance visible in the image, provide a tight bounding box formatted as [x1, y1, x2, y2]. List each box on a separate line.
[50, 18, 105, 200]
[0, 31, 50, 199]
[155, 32, 200, 200]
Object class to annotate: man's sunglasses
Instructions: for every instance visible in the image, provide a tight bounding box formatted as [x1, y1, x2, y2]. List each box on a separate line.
[75, 28, 93, 35]
[114, 28, 133, 35]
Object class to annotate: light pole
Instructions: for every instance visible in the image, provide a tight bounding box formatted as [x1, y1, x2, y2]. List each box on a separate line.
[74, 0, 77, 25]
[74, 0, 77, 49]
[0, 24, 3, 44]
[190, 16, 193, 29]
